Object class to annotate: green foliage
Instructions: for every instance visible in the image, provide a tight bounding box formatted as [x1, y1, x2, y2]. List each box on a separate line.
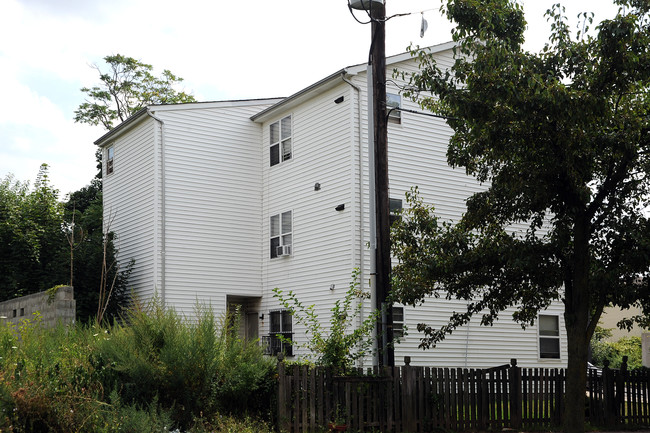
[0, 164, 66, 299]
[64, 178, 131, 322]
[273, 268, 377, 374]
[591, 328, 643, 369]
[395, 2, 650, 430]
[0, 300, 276, 432]
[94, 298, 276, 428]
[0, 168, 130, 322]
[75, 54, 196, 131]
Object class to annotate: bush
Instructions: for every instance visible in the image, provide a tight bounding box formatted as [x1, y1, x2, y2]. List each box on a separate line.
[94, 299, 276, 428]
[591, 327, 642, 369]
[0, 299, 277, 432]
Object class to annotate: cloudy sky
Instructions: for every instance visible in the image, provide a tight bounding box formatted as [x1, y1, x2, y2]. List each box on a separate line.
[0, 0, 619, 197]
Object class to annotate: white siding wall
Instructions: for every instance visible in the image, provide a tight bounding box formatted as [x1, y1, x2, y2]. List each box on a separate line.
[155, 102, 274, 318]
[260, 84, 364, 353]
[259, 48, 567, 369]
[102, 117, 159, 303]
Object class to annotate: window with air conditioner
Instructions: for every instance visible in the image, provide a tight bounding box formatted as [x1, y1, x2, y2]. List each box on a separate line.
[270, 210, 292, 258]
[539, 314, 560, 359]
[270, 115, 292, 166]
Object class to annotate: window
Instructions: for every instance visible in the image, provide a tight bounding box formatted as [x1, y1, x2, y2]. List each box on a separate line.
[539, 315, 560, 359]
[389, 198, 403, 226]
[270, 211, 292, 258]
[270, 115, 292, 166]
[268, 310, 293, 356]
[393, 306, 405, 340]
[387, 93, 401, 123]
[106, 146, 114, 175]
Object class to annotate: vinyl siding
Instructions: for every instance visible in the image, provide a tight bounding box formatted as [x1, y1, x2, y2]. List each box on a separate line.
[259, 47, 567, 368]
[155, 103, 274, 318]
[102, 117, 159, 302]
[260, 84, 362, 353]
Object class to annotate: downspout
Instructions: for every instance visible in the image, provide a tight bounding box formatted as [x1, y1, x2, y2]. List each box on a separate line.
[341, 71, 366, 367]
[147, 109, 166, 305]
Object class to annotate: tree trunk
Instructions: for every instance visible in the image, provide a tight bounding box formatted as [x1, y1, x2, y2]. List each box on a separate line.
[564, 307, 589, 433]
[563, 216, 591, 433]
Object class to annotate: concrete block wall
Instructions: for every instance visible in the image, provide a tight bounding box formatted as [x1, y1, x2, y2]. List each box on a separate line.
[0, 286, 75, 328]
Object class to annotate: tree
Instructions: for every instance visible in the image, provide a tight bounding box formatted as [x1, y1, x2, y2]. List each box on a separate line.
[64, 179, 131, 323]
[74, 54, 196, 131]
[391, 1, 650, 432]
[0, 165, 66, 299]
[0, 167, 130, 322]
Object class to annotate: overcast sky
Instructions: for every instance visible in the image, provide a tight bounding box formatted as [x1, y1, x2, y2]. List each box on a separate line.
[0, 0, 619, 197]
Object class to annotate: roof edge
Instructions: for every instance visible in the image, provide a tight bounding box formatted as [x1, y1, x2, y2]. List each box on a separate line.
[250, 69, 347, 122]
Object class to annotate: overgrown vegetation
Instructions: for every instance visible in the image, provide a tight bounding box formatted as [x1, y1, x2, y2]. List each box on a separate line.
[273, 268, 378, 374]
[0, 166, 130, 322]
[590, 327, 643, 369]
[0, 300, 276, 432]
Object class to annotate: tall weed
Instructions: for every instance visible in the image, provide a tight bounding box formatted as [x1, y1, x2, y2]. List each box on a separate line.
[95, 299, 276, 428]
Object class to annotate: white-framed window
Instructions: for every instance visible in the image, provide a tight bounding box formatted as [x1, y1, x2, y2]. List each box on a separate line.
[270, 210, 292, 258]
[389, 197, 403, 226]
[387, 93, 401, 123]
[270, 115, 292, 166]
[106, 146, 114, 175]
[539, 314, 560, 359]
[393, 306, 405, 340]
[268, 309, 293, 356]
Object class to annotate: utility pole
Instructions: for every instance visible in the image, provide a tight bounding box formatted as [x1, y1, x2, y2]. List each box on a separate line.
[370, 1, 394, 367]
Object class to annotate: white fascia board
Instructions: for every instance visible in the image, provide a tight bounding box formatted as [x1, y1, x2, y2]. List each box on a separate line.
[94, 98, 284, 147]
[251, 69, 354, 123]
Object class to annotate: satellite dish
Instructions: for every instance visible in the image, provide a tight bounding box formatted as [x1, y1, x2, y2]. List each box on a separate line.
[349, 0, 384, 11]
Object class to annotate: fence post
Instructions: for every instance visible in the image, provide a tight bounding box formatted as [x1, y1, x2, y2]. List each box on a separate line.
[616, 356, 628, 423]
[480, 368, 488, 430]
[509, 359, 522, 429]
[602, 359, 615, 426]
[277, 353, 290, 433]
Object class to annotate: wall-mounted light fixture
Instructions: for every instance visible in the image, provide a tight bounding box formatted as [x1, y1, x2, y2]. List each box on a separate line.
[330, 284, 335, 291]
[259, 313, 264, 320]
[314, 182, 321, 191]
[335, 204, 345, 211]
[334, 96, 344, 104]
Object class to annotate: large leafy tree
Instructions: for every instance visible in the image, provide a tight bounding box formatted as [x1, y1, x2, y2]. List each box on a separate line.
[0, 165, 66, 298]
[392, 1, 650, 432]
[0, 167, 130, 322]
[75, 54, 196, 131]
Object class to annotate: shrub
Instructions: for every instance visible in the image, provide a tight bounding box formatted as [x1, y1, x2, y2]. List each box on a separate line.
[94, 298, 276, 428]
[273, 268, 377, 374]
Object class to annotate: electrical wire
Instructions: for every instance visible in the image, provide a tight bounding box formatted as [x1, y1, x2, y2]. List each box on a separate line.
[386, 105, 457, 121]
[347, 0, 438, 25]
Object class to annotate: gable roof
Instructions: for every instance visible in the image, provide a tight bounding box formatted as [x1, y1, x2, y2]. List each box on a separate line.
[250, 41, 455, 123]
[94, 98, 283, 146]
[94, 41, 455, 146]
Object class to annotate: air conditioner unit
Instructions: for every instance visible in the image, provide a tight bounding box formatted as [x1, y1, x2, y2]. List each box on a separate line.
[276, 245, 292, 256]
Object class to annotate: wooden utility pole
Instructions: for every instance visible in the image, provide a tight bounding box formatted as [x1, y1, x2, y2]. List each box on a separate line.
[370, 1, 394, 367]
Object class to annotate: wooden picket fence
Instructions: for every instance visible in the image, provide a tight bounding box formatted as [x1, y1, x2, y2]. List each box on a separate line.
[276, 357, 650, 433]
